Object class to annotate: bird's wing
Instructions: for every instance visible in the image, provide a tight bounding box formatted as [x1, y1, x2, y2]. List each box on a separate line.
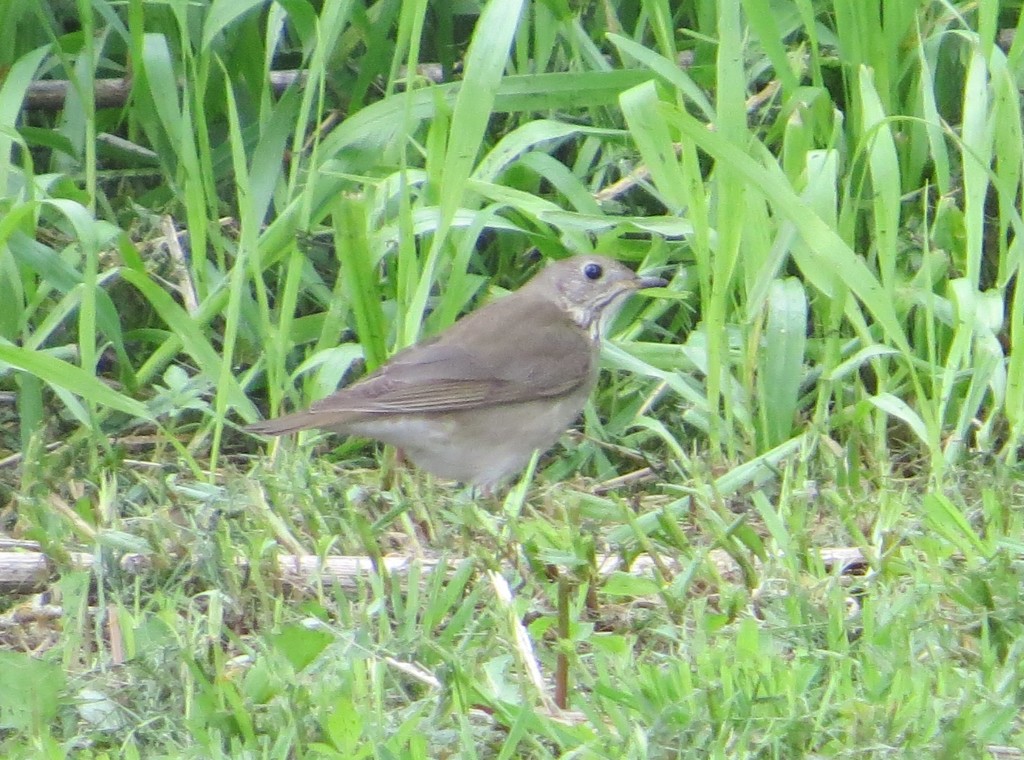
[309, 301, 595, 415]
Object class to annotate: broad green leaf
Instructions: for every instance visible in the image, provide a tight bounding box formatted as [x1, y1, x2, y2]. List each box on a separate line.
[868, 392, 929, 447]
[0, 341, 152, 421]
[760, 278, 807, 447]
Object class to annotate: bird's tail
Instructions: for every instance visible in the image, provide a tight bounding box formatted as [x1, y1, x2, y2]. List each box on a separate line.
[245, 412, 318, 436]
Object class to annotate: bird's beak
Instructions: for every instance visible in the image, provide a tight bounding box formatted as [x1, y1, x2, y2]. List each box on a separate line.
[635, 274, 669, 290]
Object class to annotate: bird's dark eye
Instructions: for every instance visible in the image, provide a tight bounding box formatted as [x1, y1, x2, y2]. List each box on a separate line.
[583, 262, 603, 280]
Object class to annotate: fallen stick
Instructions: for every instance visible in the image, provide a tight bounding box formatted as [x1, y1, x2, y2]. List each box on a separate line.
[0, 538, 866, 595]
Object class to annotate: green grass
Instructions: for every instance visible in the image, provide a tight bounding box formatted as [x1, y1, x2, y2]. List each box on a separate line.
[2, 0, 1024, 756]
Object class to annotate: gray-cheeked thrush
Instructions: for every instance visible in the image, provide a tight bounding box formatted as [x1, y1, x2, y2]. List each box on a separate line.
[248, 255, 666, 490]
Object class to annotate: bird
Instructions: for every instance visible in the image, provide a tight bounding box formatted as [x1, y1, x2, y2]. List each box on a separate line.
[248, 255, 666, 491]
